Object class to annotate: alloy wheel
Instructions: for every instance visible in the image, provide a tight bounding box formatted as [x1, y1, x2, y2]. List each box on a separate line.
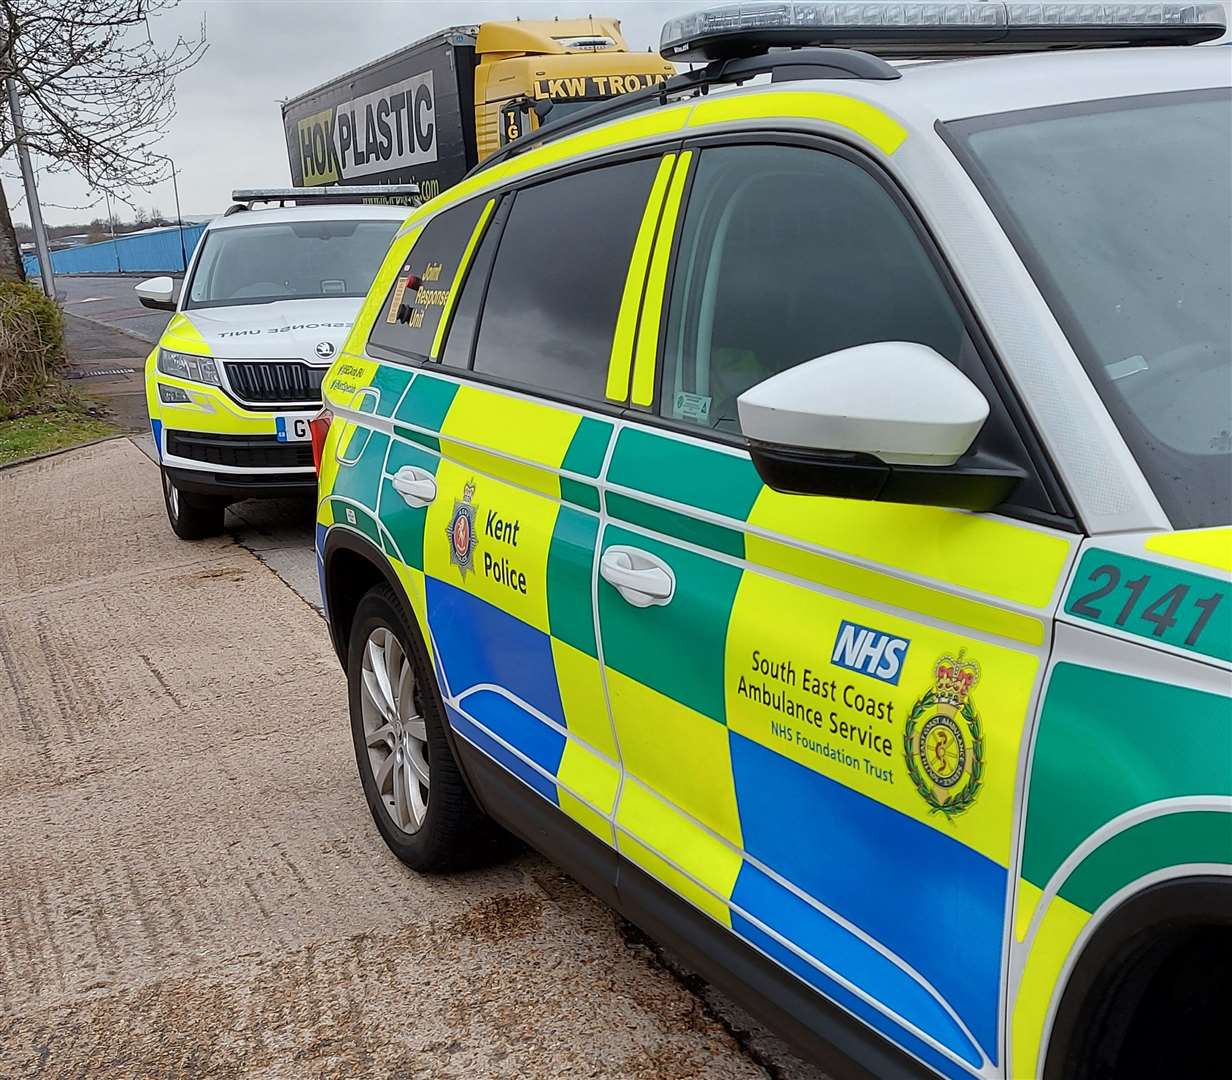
[163, 472, 180, 518]
[359, 625, 429, 832]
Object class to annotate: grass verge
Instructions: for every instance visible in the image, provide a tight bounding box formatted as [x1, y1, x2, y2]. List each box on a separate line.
[0, 403, 118, 466]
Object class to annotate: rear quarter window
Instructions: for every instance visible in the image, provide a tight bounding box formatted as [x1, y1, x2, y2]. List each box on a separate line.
[367, 197, 490, 362]
[469, 156, 661, 403]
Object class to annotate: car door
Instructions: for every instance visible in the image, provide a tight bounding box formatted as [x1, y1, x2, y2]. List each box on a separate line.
[595, 139, 1080, 1079]
[360, 153, 681, 891]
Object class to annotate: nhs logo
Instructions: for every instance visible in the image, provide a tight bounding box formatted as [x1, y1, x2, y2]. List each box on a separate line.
[831, 621, 910, 686]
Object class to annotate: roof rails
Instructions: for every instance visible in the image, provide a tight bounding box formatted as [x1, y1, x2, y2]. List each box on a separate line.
[473, 47, 898, 175]
[225, 185, 421, 216]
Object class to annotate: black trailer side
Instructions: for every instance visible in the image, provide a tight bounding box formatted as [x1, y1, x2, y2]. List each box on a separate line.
[282, 27, 479, 203]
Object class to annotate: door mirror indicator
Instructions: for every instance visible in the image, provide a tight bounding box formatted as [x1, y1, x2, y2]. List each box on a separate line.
[135, 275, 177, 311]
[738, 341, 1023, 511]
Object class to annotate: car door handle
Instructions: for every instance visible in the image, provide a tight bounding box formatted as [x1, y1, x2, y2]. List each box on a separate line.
[391, 465, 437, 508]
[600, 546, 675, 608]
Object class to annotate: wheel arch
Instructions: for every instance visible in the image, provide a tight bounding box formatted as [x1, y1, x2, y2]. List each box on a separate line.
[321, 528, 405, 666]
[1041, 871, 1232, 1080]
[321, 527, 487, 812]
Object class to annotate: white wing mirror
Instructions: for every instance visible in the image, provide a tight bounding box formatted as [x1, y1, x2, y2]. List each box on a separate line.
[135, 276, 177, 312]
[737, 341, 1021, 510]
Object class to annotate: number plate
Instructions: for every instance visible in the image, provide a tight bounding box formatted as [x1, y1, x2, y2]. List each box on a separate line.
[275, 415, 312, 443]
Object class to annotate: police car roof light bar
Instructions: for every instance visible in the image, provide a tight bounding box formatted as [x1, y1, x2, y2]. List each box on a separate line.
[229, 185, 421, 208]
[660, 2, 1228, 62]
[472, 47, 899, 175]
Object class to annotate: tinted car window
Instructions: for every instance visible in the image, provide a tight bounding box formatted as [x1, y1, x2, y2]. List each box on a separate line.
[659, 144, 965, 433]
[471, 157, 660, 402]
[950, 90, 1232, 529]
[368, 197, 490, 362]
[439, 207, 504, 369]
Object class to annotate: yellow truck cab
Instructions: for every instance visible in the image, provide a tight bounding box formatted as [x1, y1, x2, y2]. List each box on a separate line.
[473, 18, 676, 158]
[282, 18, 673, 201]
[310, 4, 1230, 1078]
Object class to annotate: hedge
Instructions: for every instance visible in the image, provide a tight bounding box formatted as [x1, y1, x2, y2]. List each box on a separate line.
[0, 281, 65, 418]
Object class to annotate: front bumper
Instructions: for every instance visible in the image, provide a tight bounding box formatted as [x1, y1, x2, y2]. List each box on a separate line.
[147, 357, 319, 498]
[165, 462, 315, 501]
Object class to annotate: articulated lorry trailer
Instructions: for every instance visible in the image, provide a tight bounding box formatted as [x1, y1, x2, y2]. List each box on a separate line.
[283, 18, 674, 203]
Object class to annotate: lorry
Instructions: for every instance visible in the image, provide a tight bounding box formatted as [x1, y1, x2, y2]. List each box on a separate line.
[282, 18, 675, 204]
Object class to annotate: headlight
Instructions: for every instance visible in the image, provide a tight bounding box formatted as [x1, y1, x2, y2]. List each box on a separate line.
[157, 348, 220, 386]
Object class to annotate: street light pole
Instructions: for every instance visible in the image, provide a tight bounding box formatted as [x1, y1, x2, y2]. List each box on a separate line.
[5, 76, 56, 299]
[168, 159, 187, 272]
[103, 190, 121, 272]
[151, 151, 187, 272]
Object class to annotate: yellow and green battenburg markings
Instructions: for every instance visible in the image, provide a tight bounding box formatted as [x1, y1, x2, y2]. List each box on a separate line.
[1011, 663, 1232, 1076]
[326, 364, 1232, 1080]
[312, 86, 1231, 1076]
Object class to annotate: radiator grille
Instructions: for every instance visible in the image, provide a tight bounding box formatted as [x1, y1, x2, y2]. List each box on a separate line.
[166, 430, 314, 469]
[222, 361, 325, 405]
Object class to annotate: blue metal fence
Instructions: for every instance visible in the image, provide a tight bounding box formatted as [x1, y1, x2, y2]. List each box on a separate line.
[23, 222, 208, 276]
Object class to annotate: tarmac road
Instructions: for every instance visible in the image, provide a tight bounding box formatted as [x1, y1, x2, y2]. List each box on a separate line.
[0, 439, 835, 1078]
[57, 274, 178, 345]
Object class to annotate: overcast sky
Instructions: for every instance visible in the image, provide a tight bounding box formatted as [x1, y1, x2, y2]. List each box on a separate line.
[6, 0, 699, 227]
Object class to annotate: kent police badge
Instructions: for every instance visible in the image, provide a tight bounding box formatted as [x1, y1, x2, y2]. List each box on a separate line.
[904, 651, 985, 818]
[447, 479, 478, 578]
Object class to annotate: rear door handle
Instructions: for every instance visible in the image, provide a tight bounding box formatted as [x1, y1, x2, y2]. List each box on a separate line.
[391, 465, 437, 508]
[600, 545, 675, 608]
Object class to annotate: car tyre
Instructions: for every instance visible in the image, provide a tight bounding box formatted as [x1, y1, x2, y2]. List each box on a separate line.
[161, 468, 225, 540]
[347, 583, 499, 871]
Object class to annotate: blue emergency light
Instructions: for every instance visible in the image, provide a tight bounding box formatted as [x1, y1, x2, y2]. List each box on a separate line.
[660, 2, 1228, 60]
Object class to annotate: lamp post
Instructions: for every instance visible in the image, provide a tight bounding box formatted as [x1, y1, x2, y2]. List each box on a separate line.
[4, 76, 56, 298]
[150, 151, 187, 272]
[103, 191, 121, 272]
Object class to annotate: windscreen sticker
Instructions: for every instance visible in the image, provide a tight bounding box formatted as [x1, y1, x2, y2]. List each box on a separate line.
[671, 391, 712, 424]
[386, 264, 413, 323]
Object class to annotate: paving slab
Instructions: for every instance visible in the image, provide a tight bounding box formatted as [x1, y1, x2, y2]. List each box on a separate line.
[0, 439, 831, 1079]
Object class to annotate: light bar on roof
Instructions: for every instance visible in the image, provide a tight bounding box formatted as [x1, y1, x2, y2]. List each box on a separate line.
[659, 2, 1228, 60]
[233, 186, 420, 202]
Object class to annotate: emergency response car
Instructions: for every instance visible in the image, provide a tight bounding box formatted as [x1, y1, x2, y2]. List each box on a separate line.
[309, 5, 1231, 1077]
[139, 189, 410, 539]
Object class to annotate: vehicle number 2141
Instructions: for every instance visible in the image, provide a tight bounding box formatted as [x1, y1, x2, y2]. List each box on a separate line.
[1066, 549, 1229, 662]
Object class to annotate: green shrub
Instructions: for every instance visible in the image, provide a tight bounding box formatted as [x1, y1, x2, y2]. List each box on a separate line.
[0, 281, 64, 418]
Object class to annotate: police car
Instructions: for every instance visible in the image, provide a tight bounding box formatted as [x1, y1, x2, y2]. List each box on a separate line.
[139, 189, 411, 539]
[309, 5, 1231, 1077]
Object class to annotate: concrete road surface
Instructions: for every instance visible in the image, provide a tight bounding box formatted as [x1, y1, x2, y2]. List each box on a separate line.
[60, 289, 329, 610]
[0, 440, 833, 1079]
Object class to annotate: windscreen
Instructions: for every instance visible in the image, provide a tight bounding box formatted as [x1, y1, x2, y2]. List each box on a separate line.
[186, 219, 399, 309]
[949, 89, 1232, 529]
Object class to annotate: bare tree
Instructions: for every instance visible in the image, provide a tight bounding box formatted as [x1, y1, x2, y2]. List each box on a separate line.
[0, 1, 205, 281]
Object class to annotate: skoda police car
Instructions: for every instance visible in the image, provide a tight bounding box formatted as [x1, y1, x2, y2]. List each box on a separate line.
[309, 5, 1231, 1078]
[139, 189, 410, 539]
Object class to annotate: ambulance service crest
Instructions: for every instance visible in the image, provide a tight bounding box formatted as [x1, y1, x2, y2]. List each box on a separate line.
[903, 651, 984, 818]
[447, 480, 478, 577]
